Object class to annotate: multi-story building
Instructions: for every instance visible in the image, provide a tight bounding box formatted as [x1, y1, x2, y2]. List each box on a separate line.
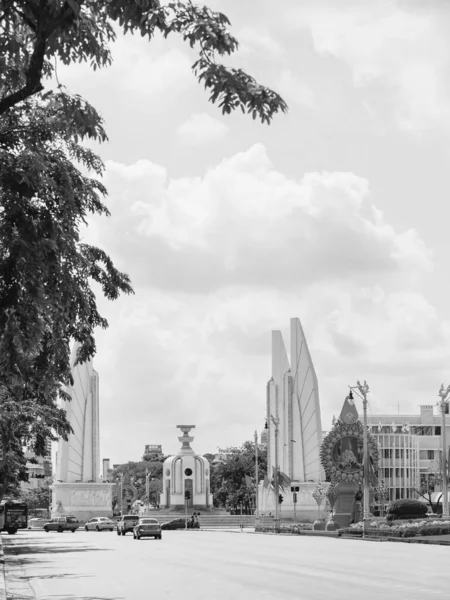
[22, 439, 53, 491]
[367, 405, 450, 504]
[144, 444, 162, 456]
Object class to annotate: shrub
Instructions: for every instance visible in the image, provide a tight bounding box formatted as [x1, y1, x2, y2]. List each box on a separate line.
[386, 499, 428, 519]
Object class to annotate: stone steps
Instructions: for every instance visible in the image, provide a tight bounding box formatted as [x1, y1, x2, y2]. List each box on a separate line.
[137, 511, 274, 529]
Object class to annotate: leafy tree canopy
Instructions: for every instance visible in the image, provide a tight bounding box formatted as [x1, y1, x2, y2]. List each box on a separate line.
[0, 0, 287, 123]
[210, 440, 267, 511]
[0, 0, 285, 499]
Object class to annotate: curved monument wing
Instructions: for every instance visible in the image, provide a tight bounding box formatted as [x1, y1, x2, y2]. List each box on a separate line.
[55, 343, 100, 483]
[290, 318, 323, 482]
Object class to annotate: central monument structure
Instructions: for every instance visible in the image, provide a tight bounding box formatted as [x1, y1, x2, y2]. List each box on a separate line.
[52, 343, 114, 521]
[160, 426, 213, 510]
[259, 318, 326, 522]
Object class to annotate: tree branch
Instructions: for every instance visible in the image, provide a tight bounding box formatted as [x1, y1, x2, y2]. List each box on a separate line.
[0, 32, 46, 114]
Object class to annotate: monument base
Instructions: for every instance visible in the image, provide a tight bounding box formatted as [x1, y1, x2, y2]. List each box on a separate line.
[258, 481, 329, 522]
[51, 483, 114, 522]
[333, 482, 357, 529]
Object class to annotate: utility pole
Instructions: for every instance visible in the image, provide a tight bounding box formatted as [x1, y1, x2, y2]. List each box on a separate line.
[438, 384, 450, 518]
[270, 414, 280, 532]
[355, 381, 370, 539]
[120, 473, 124, 516]
[145, 469, 150, 514]
[254, 430, 259, 521]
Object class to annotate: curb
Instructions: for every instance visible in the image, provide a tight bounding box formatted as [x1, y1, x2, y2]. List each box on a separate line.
[0, 537, 6, 600]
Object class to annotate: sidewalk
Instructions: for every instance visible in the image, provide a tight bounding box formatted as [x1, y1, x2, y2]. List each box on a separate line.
[0, 538, 6, 600]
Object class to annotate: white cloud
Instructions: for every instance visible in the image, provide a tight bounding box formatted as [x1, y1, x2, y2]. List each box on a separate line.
[277, 71, 315, 109]
[238, 27, 284, 60]
[291, 1, 450, 132]
[176, 113, 229, 145]
[96, 143, 431, 294]
[79, 144, 447, 462]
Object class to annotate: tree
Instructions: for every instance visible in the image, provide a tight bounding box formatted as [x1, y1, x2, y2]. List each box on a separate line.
[20, 484, 51, 511]
[414, 466, 442, 514]
[0, 0, 286, 498]
[210, 441, 267, 512]
[0, 0, 287, 123]
[0, 93, 133, 498]
[111, 456, 167, 508]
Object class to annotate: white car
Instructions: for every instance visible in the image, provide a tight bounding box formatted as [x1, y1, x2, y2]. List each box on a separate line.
[84, 517, 115, 532]
[28, 518, 47, 530]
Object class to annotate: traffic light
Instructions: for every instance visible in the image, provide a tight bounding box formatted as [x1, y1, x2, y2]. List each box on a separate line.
[278, 494, 284, 504]
[184, 490, 191, 500]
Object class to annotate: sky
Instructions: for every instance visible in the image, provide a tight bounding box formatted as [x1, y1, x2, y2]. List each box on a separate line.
[55, 0, 450, 464]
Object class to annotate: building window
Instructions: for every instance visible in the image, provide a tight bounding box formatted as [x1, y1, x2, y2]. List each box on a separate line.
[427, 450, 434, 460]
[395, 468, 401, 478]
[395, 449, 404, 459]
[384, 468, 391, 479]
[383, 449, 392, 459]
[435, 427, 441, 436]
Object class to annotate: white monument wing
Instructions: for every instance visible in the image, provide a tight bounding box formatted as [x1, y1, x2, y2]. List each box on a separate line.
[290, 318, 323, 482]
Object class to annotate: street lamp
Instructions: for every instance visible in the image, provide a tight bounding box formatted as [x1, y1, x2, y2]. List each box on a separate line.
[352, 380, 370, 538]
[270, 414, 280, 532]
[438, 384, 450, 518]
[116, 473, 124, 516]
[254, 430, 259, 521]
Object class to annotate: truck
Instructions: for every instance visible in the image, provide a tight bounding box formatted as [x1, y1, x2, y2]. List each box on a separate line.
[0, 501, 28, 534]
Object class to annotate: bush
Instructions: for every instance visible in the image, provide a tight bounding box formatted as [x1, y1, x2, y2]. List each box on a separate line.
[386, 499, 428, 519]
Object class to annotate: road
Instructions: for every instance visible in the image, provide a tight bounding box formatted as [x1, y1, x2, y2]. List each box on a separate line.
[1, 529, 449, 600]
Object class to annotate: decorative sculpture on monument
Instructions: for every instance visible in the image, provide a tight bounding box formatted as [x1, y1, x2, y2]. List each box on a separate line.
[319, 391, 379, 529]
[312, 482, 326, 530]
[325, 480, 340, 531]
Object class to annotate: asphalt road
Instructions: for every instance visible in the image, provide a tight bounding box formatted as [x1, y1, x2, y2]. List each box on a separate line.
[2, 528, 449, 600]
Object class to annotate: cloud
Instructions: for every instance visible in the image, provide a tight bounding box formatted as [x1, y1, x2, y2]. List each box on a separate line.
[78, 143, 446, 461]
[94, 144, 431, 294]
[238, 27, 284, 60]
[176, 113, 229, 145]
[277, 71, 315, 109]
[290, 1, 450, 132]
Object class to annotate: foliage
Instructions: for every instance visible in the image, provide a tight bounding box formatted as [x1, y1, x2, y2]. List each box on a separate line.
[0, 0, 287, 123]
[0, 92, 133, 498]
[210, 441, 267, 512]
[344, 517, 450, 538]
[386, 499, 428, 519]
[19, 484, 51, 510]
[414, 470, 442, 513]
[111, 457, 166, 508]
[0, 0, 286, 499]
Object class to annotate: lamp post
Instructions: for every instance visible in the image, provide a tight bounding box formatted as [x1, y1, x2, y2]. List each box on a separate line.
[270, 414, 280, 532]
[254, 430, 259, 521]
[145, 469, 150, 514]
[354, 380, 370, 538]
[438, 384, 450, 518]
[118, 473, 124, 516]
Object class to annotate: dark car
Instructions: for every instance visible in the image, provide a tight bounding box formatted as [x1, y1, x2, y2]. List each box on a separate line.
[161, 518, 186, 530]
[44, 516, 80, 533]
[133, 518, 162, 540]
[116, 515, 140, 536]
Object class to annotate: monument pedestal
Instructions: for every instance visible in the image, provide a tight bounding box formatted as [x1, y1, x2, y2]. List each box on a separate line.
[51, 483, 114, 522]
[333, 482, 356, 529]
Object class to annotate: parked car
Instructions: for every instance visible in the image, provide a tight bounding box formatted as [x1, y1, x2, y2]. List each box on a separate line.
[84, 517, 115, 532]
[116, 515, 140, 536]
[161, 518, 186, 530]
[133, 518, 162, 540]
[44, 516, 80, 533]
[28, 518, 47, 530]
